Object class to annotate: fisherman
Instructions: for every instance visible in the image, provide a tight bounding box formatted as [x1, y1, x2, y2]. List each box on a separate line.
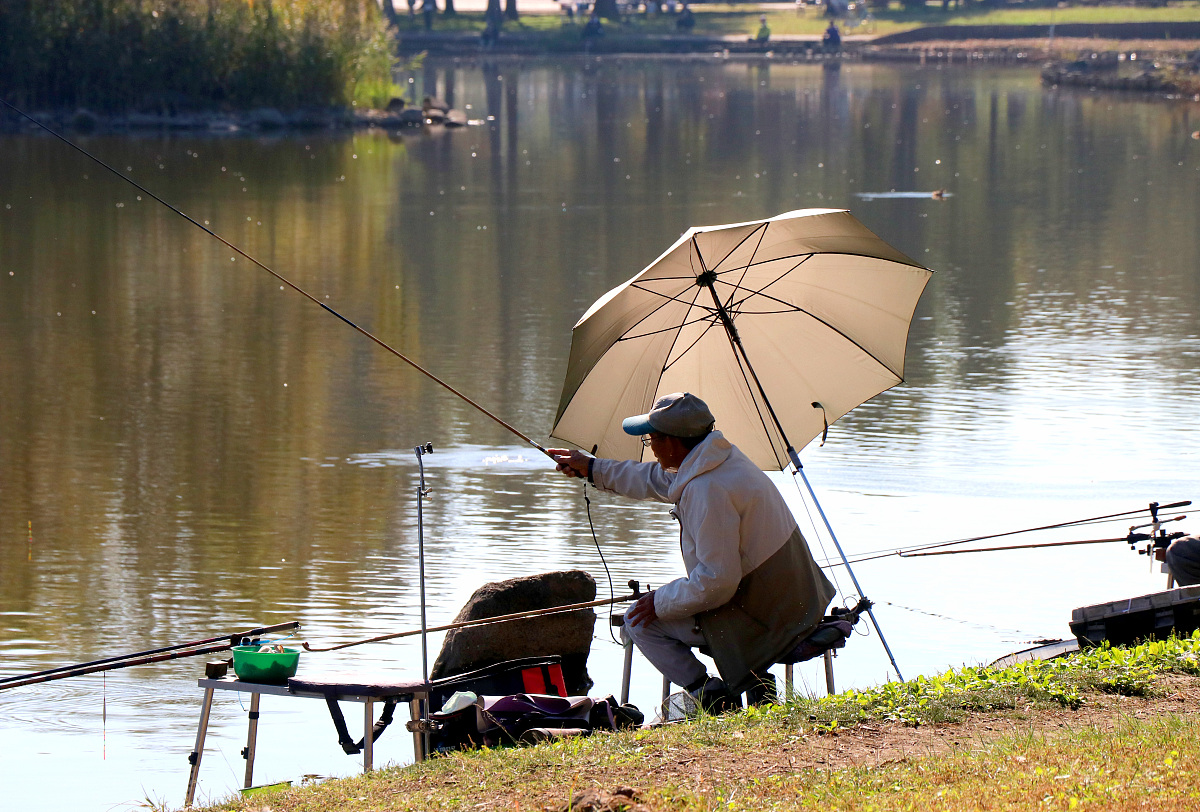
[550, 393, 835, 711]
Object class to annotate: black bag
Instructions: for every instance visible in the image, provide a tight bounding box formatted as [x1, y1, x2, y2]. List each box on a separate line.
[426, 656, 567, 751]
[435, 692, 645, 750]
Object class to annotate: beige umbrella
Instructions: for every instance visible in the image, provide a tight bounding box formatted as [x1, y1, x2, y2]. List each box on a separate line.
[550, 208, 932, 470]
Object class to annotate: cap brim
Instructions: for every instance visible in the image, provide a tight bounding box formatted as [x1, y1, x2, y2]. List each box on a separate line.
[621, 414, 654, 436]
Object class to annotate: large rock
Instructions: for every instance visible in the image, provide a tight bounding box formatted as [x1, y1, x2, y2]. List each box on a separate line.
[430, 570, 597, 694]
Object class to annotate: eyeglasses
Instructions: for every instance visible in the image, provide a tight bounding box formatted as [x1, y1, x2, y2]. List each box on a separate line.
[641, 435, 655, 447]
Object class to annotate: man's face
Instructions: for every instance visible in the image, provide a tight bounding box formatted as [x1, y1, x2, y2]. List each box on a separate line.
[645, 431, 688, 471]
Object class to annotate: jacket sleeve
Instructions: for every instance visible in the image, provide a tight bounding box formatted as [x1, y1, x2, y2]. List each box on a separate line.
[652, 482, 743, 620]
[591, 458, 675, 504]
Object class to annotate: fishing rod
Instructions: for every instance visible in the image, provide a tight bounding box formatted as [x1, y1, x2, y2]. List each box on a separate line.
[0, 620, 301, 686]
[0, 97, 550, 459]
[0, 621, 300, 692]
[820, 500, 1192, 568]
[899, 535, 1129, 558]
[304, 590, 642, 653]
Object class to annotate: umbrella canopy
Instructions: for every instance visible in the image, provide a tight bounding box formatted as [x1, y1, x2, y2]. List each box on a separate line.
[550, 209, 933, 470]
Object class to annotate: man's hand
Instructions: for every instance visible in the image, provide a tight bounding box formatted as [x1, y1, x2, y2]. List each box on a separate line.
[548, 448, 591, 480]
[626, 591, 658, 628]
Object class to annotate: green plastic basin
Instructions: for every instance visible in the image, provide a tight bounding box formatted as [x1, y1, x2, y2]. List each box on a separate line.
[232, 645, 300, 684]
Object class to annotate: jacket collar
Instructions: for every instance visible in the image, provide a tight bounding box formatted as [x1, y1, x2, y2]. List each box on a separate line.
[667, 430, 732, 502]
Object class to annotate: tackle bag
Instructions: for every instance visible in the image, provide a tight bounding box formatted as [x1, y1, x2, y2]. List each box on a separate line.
[425, 656, 569, 752]
[430, 692, 643, 751]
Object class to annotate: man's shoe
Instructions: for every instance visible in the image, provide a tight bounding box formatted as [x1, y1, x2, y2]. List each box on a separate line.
[745, 672, 777, 706]
[688, 676, 739, 714]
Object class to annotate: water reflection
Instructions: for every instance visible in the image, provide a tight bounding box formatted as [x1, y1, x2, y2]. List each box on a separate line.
[1, 58, 1199, 811]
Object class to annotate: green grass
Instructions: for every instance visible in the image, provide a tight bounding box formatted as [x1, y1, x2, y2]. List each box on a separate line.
[791, 633, 1200, 729]
[391, 2, 1200, 41]
[192, 633, 1200, 812]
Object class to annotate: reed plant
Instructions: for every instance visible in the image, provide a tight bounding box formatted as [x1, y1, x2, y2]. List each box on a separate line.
[0, 0, 401, 112]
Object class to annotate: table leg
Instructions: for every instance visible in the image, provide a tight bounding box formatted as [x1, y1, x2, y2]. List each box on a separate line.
[408, 699, 426, 763]
[184, 686, 215, 807]
[363, 698, 374, 773]
[242, 692, 261, 788]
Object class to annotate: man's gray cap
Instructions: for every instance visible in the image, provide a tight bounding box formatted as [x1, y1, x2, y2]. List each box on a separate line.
[621, 392, 715, 438]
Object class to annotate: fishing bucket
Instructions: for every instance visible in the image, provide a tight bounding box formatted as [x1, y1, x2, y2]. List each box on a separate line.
[232, 646, 301, 684]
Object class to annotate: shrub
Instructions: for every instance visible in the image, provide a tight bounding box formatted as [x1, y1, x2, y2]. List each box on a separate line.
[0, 0, 400, 112]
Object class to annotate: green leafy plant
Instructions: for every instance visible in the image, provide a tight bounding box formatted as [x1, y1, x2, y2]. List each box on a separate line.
[0, 0, 399, 111]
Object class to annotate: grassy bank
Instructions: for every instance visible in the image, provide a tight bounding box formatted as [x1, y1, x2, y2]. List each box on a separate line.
[192, 634, 1200, 811]
[0, 0, 399, 113]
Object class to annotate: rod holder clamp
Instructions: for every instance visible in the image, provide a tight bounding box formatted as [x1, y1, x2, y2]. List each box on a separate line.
[405, 719, 444, 733]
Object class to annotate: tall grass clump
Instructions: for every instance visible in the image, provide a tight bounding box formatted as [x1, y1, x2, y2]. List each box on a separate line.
[0, 0, 401, 112]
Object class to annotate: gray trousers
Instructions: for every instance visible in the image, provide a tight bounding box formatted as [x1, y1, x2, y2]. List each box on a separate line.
[623, 605, 709, 689]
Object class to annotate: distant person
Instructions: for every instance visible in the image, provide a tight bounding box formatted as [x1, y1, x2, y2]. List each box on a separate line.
[422, 0, 436, 30]
[582, 12, 604, 39]
[481, 17, 500, 46]
[822, 21, 841, 50]
[755, 15, 770, 43]
[677, 2, 695, 31]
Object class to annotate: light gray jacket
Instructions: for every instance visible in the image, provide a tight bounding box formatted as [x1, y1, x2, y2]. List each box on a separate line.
[593, 431, 835, 691]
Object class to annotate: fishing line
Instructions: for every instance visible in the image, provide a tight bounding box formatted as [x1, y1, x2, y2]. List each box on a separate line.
[815, 501, 1189, 569]
[880, 601, 1054, 644]
[583, 483, 621, 645]
[0, 97, 550, 459]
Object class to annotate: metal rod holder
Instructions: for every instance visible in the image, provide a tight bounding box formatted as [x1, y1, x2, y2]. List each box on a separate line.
[414, 443, 434, 687]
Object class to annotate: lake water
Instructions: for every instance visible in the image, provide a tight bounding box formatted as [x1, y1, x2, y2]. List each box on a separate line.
[2, 56, 1199, 811]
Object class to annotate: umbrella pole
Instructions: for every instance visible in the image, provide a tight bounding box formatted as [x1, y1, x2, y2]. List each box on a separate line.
[697, 274, 906, 681]
[790, 452, 905, 682]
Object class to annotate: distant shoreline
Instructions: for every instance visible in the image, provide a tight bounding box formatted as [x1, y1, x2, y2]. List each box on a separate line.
[5, 21, 1197, 135]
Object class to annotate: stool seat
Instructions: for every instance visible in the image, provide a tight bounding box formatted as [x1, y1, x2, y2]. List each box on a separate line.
[776, 620, 854, 665]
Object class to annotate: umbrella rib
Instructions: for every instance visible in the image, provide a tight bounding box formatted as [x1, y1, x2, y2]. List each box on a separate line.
[721, 255, 808, 320]
[716, 275, 904, 379]
[661, 313, 725, 374]
[722, 221, 771, 318]
[611, 283, 709, 343]
[726, 324, 785, 468]
[617, 311, 719, 343]
[660, 283, 720, 373]
[694, 223, 770, 279]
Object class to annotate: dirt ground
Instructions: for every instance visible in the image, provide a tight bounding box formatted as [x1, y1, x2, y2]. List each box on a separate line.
[546, 675, 1200, 811]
